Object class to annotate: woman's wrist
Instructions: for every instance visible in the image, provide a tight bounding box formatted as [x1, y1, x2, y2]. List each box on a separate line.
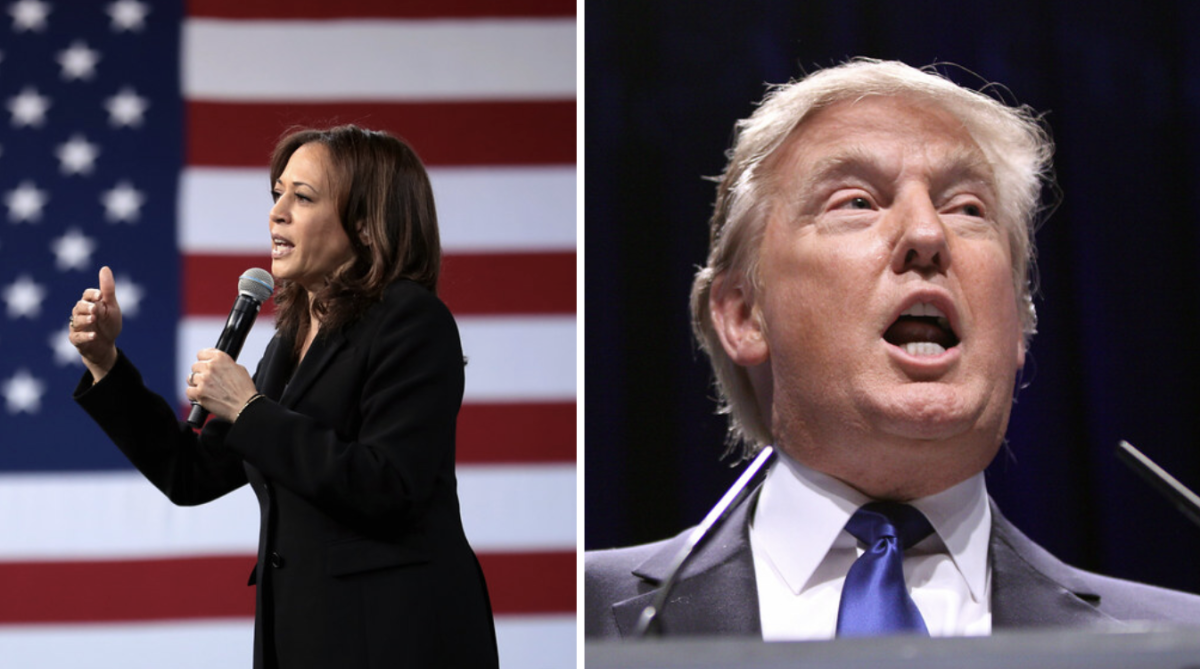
[84, 347, 119, 385]
[236, 393, 265, 422]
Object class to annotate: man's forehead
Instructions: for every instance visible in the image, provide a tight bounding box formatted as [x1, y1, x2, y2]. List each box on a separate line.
[771, 96, 996, 187]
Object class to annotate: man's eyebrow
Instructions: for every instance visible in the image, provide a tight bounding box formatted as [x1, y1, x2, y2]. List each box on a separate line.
[794, 145, 996, 196]
[933, 148, 996, 188]
[796, 146, 889, 194]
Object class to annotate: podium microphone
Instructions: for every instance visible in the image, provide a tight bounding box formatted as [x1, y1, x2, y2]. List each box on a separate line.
[635, 445, 776, 637]
[186, 268, 275, 428]
[1116, 440, 1200, 529]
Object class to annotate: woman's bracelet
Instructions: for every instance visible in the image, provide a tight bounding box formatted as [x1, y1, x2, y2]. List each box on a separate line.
[236, 393, 265, 422]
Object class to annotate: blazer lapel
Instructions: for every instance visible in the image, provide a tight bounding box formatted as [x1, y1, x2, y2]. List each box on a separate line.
[253, 333, 294, 402]
[989, 503, 1119, 629]
[279, 329, 348, 408]
[611, 491, 762, 638]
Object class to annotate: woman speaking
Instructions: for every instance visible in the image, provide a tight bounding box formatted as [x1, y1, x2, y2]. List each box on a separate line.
[68, 126, 499, 668]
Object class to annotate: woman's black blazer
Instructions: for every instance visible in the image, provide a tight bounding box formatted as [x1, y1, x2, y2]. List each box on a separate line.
[76, 279, 499, 668]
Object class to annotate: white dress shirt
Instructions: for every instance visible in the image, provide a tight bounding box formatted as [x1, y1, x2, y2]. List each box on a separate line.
[749, 452, 992, 640]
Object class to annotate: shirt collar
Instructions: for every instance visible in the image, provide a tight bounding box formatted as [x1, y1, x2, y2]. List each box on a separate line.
[750, 451, 991, 603]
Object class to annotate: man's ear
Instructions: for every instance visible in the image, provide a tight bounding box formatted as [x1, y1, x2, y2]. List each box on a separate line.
[710, 273, 769, 366]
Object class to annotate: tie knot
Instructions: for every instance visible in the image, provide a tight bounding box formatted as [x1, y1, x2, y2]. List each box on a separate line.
[844, 502, 934, 550]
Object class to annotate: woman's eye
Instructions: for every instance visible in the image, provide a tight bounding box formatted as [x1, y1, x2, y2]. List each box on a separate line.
[270, 190, 281, 203]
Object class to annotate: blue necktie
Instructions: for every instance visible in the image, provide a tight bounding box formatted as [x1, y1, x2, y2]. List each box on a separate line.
[835, 502, 934, 637]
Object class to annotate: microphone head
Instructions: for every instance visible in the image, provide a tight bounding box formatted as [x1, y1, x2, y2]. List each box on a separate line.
[238, 268, 275, 303]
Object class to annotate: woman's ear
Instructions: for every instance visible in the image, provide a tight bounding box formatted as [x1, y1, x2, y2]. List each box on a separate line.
[356, 222, 371, 247]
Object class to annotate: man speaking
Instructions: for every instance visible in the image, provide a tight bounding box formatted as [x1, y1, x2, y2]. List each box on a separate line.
[585, 59, 1200, 639]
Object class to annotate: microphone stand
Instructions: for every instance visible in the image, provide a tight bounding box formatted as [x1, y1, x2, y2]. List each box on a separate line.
[635, 445, 777, 637]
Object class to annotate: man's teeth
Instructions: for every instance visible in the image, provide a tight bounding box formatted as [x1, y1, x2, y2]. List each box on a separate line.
[901, 302, 944, 318]
[903, 342, 947, 357]
[901, 302, 950, 330]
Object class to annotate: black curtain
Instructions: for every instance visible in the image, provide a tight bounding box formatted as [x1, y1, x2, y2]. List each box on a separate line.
[585, 0, 1200, 597]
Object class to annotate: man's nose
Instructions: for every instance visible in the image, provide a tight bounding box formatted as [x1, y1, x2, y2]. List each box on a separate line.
[889, 191, 950, 276]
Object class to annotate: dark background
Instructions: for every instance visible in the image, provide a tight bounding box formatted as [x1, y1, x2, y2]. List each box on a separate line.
[585, 1, 1200, 596]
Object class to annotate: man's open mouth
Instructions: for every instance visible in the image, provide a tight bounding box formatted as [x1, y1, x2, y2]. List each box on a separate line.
[883, 302, 959, 356]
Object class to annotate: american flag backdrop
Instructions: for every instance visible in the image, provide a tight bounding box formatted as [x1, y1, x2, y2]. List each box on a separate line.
[0, 1, 576, 667]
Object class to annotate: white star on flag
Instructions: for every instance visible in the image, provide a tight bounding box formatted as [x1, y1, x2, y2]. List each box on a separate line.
[4, 181, 48, 222]
[7, 87, 51, 128]
[107, 0, 149, 33]
[49, 325, 81, 367]
[57, 41, 101, 81]
[3, 274, 47, 319]
[100, 181, 144, 222]
[113, 273, 144, 317]
[51, 228, 97, 271]
[56, 135, 101, 175]
[2, 369, 46, 414]
[104, 86, 148, 127]
[8, 0, 50, 33]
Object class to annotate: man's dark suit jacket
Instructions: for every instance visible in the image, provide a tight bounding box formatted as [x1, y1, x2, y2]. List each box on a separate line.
[586, 488, 1200, 637]
[77, 280, 499, 669]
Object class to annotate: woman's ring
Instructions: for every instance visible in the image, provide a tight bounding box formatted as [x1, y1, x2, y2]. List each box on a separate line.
[188, 371, 196, 386]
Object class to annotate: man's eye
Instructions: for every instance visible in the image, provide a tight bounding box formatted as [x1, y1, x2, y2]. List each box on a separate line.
[844, 197, 872, 210]
[961, 203, 983, 217]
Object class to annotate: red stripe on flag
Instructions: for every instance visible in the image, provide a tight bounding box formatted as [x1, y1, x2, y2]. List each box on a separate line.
[188, 0, 576, 19]
[477, 550, 574, 614]
[183, 255, 276, 318]
[457, 402, 575, 463]
[0, 555, 255, 623]
[187, 101, 575, 168]
[0, 550, 573, 623]
[440, 252, 576, 315]
[183, 253, 575, 317]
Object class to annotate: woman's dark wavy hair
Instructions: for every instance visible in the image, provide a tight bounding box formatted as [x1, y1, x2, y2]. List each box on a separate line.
[270, 125, 440, 352]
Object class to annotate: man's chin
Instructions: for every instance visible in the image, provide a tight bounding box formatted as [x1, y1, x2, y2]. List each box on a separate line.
[865, 386, 983, 441]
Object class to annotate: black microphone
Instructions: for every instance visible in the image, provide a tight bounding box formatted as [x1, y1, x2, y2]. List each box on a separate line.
[186, 268, 275, 428]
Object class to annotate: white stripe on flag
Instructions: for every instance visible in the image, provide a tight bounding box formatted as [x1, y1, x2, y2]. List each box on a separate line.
[177, 315, 577, 404]
[0, 466, 573, 560]
[182, 19, 577, 101]
[0, 615, 572, 669]
[458, 464, 576, 551]
[0, 472, 256, 560]
[493, 615, 576, 669]
[178, 166, 577, 252]
[458, 316, 577, 400]
[0, 620, 253, 669]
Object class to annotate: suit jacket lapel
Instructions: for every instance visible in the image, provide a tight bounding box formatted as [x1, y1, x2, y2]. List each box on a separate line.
[608, 495, 1120, 637]
[279, 329, 348, 408]
[989, 502, 1119, 629]
[253, 333, 294, 402]
[611, 490, 762, 638]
